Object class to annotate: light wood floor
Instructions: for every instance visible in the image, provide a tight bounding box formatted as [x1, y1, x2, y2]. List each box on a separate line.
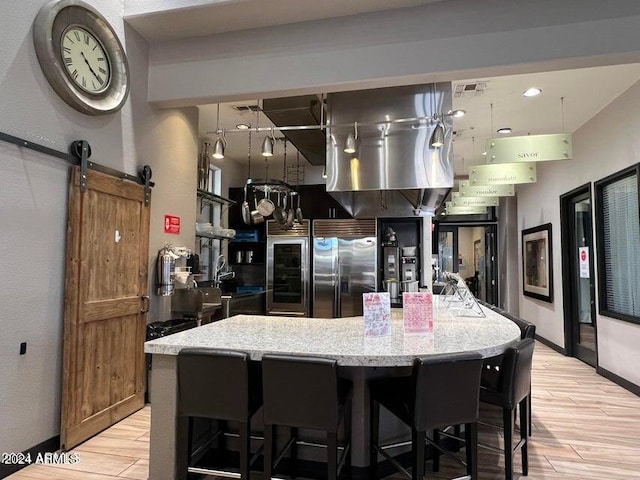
[7, 342, 640, 479]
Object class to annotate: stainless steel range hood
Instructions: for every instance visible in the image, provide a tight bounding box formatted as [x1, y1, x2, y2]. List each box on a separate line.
[326, 83, 453, 218]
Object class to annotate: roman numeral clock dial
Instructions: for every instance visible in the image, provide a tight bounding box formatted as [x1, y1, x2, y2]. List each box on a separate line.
[33, 0, 130, 115]
[61, 27, 111, 94]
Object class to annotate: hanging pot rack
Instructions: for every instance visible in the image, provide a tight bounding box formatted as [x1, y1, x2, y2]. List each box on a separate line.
[246, 177, 298, 195]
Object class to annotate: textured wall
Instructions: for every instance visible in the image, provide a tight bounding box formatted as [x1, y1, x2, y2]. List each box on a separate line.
[0, 1, 198, 453]
[517, 80, 640, 386]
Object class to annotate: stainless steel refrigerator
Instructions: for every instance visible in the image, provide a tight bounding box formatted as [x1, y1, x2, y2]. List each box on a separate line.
[312, 219, 377, 318]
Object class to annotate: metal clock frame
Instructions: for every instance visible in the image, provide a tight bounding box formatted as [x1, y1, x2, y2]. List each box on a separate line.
[33, 0, 130, 116]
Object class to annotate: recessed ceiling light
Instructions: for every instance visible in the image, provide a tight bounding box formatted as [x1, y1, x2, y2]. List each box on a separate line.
[497, 127, 512, 134]
[450, 109, 466, 118]
[481, 151, 487, 156]
[236, 123, 250, 130]
[522, 87, 542, 97]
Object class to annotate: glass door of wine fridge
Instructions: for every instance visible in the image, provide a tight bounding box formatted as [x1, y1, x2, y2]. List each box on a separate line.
[266, 221, 310, 316]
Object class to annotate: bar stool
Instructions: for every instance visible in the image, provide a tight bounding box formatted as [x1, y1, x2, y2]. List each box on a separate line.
[261, 354, 353, 480]
[479, 337, 535, 480]
[177, 348, 262, 479]
[369, 352, 484, 480]
[482, 314, 536, 436]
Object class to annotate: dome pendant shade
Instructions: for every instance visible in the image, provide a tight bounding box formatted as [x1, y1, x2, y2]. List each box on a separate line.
[430, 122, 445, 148]
[212, 137, 225, 159]
[261, 136, 274, 157]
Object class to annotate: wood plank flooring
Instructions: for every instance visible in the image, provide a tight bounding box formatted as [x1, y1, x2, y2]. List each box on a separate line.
[7, 342, 640, 479]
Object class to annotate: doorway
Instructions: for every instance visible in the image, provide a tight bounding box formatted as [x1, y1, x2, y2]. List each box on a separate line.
[436, 223, 498, 305]
[561, 184, 597, 367]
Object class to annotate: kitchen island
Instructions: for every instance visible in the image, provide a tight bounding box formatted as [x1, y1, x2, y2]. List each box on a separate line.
[145, 304, 521, 479]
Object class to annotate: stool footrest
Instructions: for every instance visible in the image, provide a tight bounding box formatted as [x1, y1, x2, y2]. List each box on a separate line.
[188, 466, 241, 478]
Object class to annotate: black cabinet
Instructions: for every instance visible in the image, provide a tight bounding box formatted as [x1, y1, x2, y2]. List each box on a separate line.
[297, 184, 351, 219]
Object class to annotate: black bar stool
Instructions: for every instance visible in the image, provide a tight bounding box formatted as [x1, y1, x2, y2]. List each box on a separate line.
[479, 337, 535, 480]
[369, 352, 484, 480]
[482, 312, 536, 436]
[261, 354, 353, 480]
[177, 348, 262, 479]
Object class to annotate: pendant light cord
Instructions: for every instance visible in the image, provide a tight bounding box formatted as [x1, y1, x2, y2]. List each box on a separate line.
[561, 97, 565, 132]
[247, 130, 252, 178]
[283, 139, 288, 182]
[490, 102, 494, 135]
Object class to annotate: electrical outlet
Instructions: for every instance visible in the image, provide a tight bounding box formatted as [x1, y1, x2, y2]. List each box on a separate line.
[19, 342, 27, 355]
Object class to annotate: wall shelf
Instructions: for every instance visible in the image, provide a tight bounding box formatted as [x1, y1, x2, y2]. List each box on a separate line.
[197, 190, 236, 205]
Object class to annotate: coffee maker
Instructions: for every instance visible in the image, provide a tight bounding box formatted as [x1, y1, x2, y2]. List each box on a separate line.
[401, 246, 419, 292]
[382, 228, 401, 301]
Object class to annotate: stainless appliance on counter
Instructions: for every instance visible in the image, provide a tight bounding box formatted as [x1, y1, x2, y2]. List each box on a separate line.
[266, 220, 310, 316]
[313, 219, 377, 318]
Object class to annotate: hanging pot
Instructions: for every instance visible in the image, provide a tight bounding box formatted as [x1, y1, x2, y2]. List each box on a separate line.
[242, 185, 251, 225]
[257, 186, 275, 216]
[250, 194, 264, 224]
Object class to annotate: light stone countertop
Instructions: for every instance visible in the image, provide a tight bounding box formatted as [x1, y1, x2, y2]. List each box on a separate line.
[145, 302, 521, 366]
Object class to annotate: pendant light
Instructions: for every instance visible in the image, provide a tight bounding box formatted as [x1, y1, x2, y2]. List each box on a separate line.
[429, 84, 445, 148]
[261, 127, 274, 157]
[322, 164, 327, 179]
[344, 121, 358, 154]
[212, 103, 225, 159]
[430, 116, 445, 148]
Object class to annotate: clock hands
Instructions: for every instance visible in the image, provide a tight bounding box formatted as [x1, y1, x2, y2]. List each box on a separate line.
[80, 51, 103, 85]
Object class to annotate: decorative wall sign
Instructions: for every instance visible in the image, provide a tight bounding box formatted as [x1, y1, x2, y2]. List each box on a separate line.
[445, 203, 487, 215]
[451, 195, 499, 207]
[486, 133, 572, 164]
[363, 292, 392, 337]
[459, 181, 515, 197]
[469, 162, 537, 185]
[522, 223, 553, 302]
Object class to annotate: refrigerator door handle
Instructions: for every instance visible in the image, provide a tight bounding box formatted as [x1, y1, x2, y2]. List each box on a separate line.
[335, 257, 342, 318]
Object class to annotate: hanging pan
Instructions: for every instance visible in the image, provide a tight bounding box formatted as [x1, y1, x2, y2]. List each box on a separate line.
[242, 185, 251, 225]
[295, 192, 304, 224]
[284, 193, 295, 229]
[274, 192, 286, 225]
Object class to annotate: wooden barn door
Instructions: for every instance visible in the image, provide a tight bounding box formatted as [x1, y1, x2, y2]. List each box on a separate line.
[61, 166, 151, 449]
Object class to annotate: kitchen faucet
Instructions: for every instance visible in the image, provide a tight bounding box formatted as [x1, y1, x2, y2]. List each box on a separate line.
[214, 254, 235, 287]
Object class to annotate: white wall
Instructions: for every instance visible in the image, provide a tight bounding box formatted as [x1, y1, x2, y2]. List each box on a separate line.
[145, 0, 640, 106]
[517, 80, 640, 386]
[0, 1, 198, 453]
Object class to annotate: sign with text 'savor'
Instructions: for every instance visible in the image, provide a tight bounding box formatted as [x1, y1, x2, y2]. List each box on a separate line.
[486, 133, 572, 164]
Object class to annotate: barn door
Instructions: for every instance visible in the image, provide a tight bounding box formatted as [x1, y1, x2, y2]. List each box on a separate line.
[61, 166, 151, 449]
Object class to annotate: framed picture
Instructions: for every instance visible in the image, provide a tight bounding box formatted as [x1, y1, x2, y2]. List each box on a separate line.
[522, 223, 553, 302]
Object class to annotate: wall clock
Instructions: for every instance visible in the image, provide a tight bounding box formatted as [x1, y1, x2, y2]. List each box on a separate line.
[33, 0, 130, 116]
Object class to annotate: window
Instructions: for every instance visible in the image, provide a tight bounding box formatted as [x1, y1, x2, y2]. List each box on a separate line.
[595, 164, 640, 324]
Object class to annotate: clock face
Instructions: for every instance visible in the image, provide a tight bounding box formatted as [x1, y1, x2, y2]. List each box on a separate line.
[61, 26, 111, 94]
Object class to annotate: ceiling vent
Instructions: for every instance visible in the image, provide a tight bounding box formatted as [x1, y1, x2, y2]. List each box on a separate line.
[232, 104, 261, 112]
[453, 81, 488, 98]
